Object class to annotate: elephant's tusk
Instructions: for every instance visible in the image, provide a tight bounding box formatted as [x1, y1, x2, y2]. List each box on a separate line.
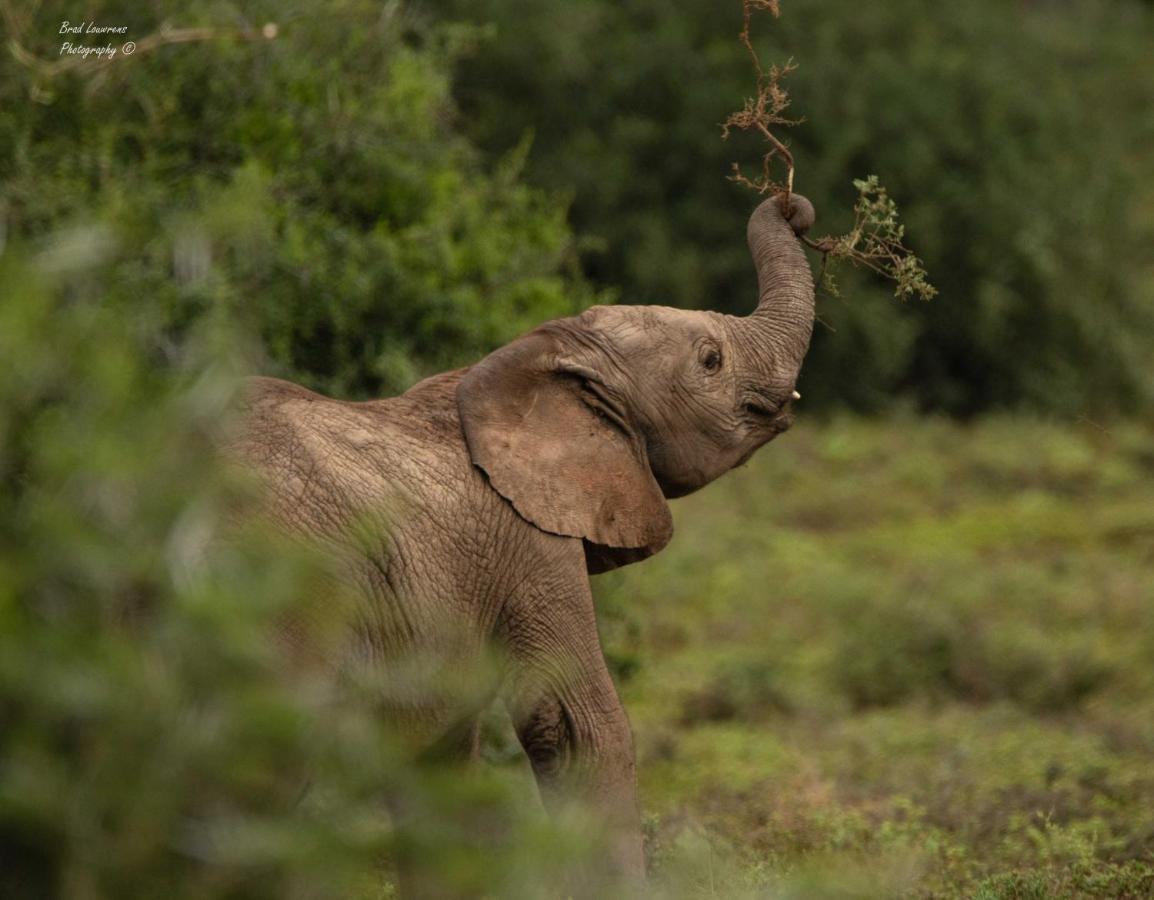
[791, 390, 801, 401]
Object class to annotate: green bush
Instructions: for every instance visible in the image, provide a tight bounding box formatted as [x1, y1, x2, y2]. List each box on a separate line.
[829, 600, 1114, 712]
[0, 245, 592, 899]
[0, 246, 386, 897]
[680, 657, 795, 725]
[0, 0, 601, 399]
[974, 861, 1154, 900]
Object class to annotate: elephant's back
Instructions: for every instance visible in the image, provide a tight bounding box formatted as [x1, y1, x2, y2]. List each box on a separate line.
[227, 373, 479, 536]
[226, 371, 531, 618]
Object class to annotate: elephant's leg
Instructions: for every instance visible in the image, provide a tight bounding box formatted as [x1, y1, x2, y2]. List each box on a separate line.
[502, 570, 645, 892]
[513, 686, 642, 883]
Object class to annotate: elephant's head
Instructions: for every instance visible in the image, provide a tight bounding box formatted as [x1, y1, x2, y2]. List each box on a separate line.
[457, 193, 816, 572]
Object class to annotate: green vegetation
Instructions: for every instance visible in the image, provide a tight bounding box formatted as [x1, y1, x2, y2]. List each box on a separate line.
[430, 0, 1154, 414]
[593, 417, 1154, 897]
[0, 0, 599, 399]
[6, 0, 1152, 413]
[0, 253, 601, 898]
[2, 0, 1152, 896]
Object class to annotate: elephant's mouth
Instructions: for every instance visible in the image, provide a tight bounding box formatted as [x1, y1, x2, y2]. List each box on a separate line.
[734, 407, 793, 464]
[742, 399, 781, 420]
[739, 388, 792, 430]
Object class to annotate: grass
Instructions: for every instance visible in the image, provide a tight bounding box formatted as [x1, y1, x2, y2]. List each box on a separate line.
[591, 415, 1154, 898]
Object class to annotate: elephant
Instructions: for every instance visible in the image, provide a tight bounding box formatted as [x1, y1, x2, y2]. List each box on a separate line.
[226, 191, 816, 893]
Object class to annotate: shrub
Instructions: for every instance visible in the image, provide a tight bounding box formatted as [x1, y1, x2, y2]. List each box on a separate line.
[0, 241, 590, 899]
[830, 600, 1114, 713]
[0, 0, 601, 399]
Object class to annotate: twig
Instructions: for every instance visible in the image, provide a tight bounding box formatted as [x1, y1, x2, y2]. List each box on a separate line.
[805, 176, 937, 301]
[725, 1, 936, 302]
[723, 1, 798, 203]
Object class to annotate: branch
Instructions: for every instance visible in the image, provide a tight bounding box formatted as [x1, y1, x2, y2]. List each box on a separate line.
[722, 1, 799, 202]
[806, 177, 937, 302]
[724, 1, 935, 302]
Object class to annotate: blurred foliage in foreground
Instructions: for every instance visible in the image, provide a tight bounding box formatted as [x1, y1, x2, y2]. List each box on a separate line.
[595, 415, 1154, 897]
[3, 0, 1154, 897]
[429, 0, 1154, 415]
[0, 249, 597, 898]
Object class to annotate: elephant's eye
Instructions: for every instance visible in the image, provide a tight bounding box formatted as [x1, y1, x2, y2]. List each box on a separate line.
[700, 347, 722, 374]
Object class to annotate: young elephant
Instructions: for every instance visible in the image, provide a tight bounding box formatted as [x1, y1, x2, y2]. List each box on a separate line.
[228, 192, 816, 891]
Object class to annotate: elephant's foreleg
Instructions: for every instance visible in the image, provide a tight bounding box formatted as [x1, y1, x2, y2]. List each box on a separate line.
[502, 575, 645, 892]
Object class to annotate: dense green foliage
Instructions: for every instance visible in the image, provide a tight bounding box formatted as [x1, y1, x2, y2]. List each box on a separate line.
[429, 0, 1154, 414]
[0, 251, 385, 897]
[0, 253, 600, 898]
[5, 1, 1151, 414]
[1, 0, 599, 399]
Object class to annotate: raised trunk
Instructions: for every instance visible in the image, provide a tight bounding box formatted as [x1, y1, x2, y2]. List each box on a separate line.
[743, 193, 816, 376]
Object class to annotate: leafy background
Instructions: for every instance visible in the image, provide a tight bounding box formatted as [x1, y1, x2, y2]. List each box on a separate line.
[1, 0, 1152, 896]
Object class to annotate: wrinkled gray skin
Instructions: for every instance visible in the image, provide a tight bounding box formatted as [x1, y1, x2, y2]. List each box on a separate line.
[227, 193, 815, 893]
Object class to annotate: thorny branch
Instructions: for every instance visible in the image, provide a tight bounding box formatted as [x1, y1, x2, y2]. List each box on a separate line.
[722, 0, 798, 200]
[724, 0, 936, 301]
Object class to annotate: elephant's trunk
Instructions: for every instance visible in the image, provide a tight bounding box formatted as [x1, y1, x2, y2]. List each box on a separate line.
[743, 193, 816, 377]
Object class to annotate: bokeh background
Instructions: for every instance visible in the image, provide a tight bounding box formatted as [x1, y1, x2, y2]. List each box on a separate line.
[2, 0, 1152, 896]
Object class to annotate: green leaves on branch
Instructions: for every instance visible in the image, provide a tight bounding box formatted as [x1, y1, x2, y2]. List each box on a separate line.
[808, 177, 937, 302]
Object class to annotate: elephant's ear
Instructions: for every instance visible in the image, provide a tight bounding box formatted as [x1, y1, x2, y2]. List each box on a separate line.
[456, 328, 673, 571]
